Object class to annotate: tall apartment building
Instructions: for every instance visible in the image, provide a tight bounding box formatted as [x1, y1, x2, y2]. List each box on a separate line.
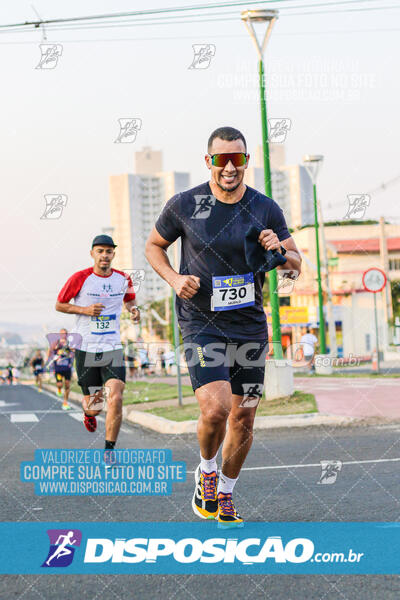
[244, 145, 313, 229]
[109, 148, 190, 304]
[244, 167, 291, 221]
[279, 164, 314, 229]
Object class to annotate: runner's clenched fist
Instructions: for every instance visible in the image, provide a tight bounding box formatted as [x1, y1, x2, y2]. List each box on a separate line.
[173, 274, 200, 299]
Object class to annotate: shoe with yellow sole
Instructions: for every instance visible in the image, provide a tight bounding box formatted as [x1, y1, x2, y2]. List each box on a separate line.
[192, 464, 218, 520]
[217, 492, 244, 529]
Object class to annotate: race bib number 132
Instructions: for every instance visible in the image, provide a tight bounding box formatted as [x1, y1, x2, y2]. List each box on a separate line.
[90, 314, 116, 335]
[211, 273, 255, 312]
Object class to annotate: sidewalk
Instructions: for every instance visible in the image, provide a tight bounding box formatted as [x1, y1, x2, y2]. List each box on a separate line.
[295, 376, 400, 419]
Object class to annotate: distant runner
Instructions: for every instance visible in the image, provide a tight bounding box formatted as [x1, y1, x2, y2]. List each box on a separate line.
[47, 329, 75, 410]
[56, 235, 140, 460]
[146, 126, 301, 528]
[30, 351, 44, 392]
[12, 366, 20, 385]
[6, 363, 13, 386]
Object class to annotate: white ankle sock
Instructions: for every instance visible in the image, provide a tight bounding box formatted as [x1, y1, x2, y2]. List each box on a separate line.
[200, 452, 218, 474]
[217, 472, 238, 495]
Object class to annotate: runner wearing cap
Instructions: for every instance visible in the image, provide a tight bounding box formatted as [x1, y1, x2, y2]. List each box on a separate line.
[146, 126, 301, 528]
[55, 234, 140, 457]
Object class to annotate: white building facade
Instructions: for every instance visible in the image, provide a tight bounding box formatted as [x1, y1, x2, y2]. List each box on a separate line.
[109, 149, 190, 304]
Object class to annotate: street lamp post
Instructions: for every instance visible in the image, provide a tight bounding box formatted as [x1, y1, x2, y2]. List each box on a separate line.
[171, 241, 183, 406]
[303, 155, 327, 354]
[241, 9, 283, 360]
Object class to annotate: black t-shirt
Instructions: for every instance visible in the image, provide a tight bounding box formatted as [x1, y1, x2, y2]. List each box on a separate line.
[32, 358, 44, 368]
[155, 182, 291, 340]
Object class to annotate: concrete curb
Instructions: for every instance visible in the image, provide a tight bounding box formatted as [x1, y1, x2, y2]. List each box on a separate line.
[123, 409, 357, 434]
[39, 383, 358, 434]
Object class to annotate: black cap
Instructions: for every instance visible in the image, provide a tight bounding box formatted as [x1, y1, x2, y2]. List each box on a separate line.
[91, 234, 117, 249]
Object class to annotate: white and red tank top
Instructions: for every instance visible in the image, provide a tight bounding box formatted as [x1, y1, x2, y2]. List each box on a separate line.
[57, 268, 135, 352]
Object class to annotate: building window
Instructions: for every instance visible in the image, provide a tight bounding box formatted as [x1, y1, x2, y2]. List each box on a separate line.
[389, 258, 400, 270]
[365, 333, 371, 352]
[279, 296, 291, 306]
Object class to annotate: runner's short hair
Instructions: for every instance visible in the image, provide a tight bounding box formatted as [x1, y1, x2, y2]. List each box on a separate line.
[207, 127, 247, 153]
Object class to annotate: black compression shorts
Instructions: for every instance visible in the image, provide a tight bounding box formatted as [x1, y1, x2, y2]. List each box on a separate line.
[183, 333, 268, 396]
[75, 349, 125, 395]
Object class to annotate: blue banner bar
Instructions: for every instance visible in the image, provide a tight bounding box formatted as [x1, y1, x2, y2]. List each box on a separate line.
[1, 522, 399, 574]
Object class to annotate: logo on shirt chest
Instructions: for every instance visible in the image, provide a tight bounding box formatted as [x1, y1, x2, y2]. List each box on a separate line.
[99, 283, 113, 297]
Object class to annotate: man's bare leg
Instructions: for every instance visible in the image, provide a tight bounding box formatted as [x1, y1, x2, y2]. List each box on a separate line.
[195, 380, 232, 459]
[63, 380, 70, 403]
[104, 379, 125, 443]
[82, 388, 103, 417]
[221, 394, 258, 479]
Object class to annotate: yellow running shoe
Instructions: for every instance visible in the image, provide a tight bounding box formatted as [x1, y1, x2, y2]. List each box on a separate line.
[217, 492, 244, 529]
[192, 465, 218, 520]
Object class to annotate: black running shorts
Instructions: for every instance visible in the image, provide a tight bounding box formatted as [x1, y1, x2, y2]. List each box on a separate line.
[55, 368, 72, 382]
[183, 333, 268, 396]
[75, 349, 126, 395]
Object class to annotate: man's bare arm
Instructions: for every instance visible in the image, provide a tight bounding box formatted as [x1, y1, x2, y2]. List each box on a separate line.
[145, 227, 200, 299]
[279, 236, 302, 275]
[124, 299, 140, 323]
[145, 227, 179, 287]
[55, 302, 104, 316]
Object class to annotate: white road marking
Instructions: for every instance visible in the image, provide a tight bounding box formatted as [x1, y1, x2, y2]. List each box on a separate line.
[10, 413, 38, 423]
[187, 457, 400, 474]
[0, 410, 80, 414]
[0, 401, 19, 407]
[69, 412, 84, 422]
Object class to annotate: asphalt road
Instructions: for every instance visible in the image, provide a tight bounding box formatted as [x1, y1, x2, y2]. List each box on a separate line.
[1, 383, 400, 600]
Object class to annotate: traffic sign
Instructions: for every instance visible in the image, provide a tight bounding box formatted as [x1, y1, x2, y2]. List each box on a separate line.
[362, 268, 387, 293]
[362, 267, 387, 373]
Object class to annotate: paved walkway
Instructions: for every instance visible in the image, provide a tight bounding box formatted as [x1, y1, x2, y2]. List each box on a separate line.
[295, 376, 400, 419]
[131, 375, 400, 420]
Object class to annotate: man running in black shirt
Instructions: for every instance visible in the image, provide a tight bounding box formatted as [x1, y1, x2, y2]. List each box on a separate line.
[146, 126, 301, 528]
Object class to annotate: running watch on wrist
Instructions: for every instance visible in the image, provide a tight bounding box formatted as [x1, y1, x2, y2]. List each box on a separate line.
[279, 245, 287, 256]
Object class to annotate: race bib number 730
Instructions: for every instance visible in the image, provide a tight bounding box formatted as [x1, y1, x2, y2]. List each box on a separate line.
[211, 273, 255, 312]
